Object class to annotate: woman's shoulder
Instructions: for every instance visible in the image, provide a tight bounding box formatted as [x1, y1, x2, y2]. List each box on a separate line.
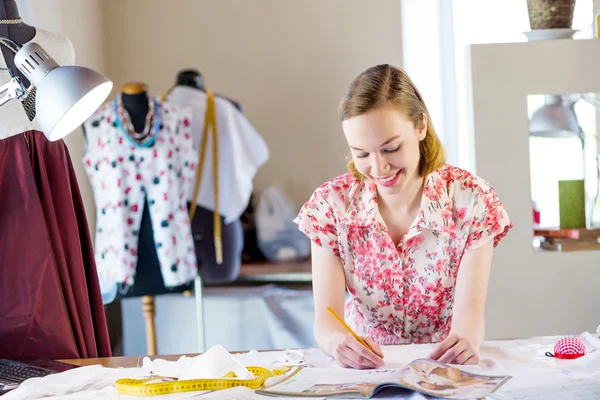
[304, 173, 360, 211]
[315, 173, 358, 194]
[431, 165, 503, 214]
[433, 164, 496, 194]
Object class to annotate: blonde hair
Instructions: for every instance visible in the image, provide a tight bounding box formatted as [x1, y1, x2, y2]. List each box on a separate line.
[339, 64, 445, 179]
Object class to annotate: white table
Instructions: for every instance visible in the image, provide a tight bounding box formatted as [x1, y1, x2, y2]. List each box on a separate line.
[7, 334, 600, 399]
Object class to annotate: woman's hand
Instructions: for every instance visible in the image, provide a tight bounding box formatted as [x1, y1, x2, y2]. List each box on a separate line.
[330, 333, 385, 369]
[427, 333, 480, 365]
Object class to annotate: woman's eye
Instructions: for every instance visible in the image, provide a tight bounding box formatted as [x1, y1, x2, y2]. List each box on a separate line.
[383, 145, 401, 154]
[356, 153, 369, 159]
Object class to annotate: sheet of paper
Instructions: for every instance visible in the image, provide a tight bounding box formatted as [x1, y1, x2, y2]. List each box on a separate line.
[262, 368, 401, 392]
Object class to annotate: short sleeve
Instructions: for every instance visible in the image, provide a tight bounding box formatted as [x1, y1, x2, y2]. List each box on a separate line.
[294, 185, 341, 258]
[464, 181, 513, 253]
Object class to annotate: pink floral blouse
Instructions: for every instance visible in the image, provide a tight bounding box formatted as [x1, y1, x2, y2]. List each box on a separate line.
[295, 164, 512, 345]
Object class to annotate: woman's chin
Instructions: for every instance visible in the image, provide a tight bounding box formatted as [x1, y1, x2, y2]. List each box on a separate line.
[376, 179, 405, 194]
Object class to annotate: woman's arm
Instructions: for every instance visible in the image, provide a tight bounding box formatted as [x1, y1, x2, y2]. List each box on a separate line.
[311, 242, 384, 368]
[311, 242, 348, 352]
[427, 240, 493, 365]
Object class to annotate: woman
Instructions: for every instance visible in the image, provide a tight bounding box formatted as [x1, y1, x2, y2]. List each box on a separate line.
[294, 64, 512, 369]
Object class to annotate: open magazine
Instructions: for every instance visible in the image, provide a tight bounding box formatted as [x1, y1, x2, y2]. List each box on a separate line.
[256, 358, 511, 399]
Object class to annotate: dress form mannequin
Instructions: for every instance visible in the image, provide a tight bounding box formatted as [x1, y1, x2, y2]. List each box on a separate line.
[0, 0, 110, 359]
[0, 0, 35, 87]
[168, 72, 247, 283]
[175, 69, 243, 112]
[177, 70, 264, 263]
[84, 81, 199, 355]
[167, 70, 269, 277]
[0, 0, 75, 139]
[114, 82, 196, 355]
[120, 82, 158, 356]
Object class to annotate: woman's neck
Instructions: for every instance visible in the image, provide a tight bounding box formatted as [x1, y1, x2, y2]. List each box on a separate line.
[0, 0, 19, 20]
[377, 173, 425, 215]
[1, 0, 36, 92]
[121, 92, 150, 132]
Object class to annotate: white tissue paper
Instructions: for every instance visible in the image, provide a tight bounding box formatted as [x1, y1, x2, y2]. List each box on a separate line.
[180, 344, 254, 381]
[141, 344, 254, 381]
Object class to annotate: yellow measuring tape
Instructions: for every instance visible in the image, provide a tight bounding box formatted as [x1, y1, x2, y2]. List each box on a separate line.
[116, 366, 295, 396]
[189, 88, 222, 264]
[162, 86, 223, 264]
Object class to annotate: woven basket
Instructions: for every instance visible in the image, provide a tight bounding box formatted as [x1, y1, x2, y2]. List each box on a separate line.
[526, 0, 576, 29]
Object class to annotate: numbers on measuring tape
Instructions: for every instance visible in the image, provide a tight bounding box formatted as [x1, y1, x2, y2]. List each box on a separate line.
[115, 366, 295, 396]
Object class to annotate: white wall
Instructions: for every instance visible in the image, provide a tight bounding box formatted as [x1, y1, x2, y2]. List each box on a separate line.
[103, 0, 403, 208]
[466, 39, 600, 339]
[22, 0, 404, 234]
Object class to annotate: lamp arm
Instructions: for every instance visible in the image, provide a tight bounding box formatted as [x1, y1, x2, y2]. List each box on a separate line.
[0, 76, 29, 107]
[0, 36, 29, 107]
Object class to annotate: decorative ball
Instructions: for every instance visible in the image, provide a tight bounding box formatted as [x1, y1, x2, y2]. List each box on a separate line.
[553, 337, 586, 359]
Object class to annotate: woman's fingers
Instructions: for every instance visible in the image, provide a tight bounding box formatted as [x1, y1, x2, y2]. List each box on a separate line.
[438, 339, 468, 364]
[337, 351, 377, 369]
[428, 334, 480, 365]
[456, 352, 479, 365]
[333, 335, 383, 369]
[343, 336, 384, 367]
[363, 337, 385, 359]
[427, 334, 459, 361]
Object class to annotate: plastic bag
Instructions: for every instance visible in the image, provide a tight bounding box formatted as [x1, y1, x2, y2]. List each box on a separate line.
[256, 187, 310, 261]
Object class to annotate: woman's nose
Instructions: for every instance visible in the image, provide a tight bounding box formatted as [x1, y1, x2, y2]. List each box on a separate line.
[371, 155, 391, 176]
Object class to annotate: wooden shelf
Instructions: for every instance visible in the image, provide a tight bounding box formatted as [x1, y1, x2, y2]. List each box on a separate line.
[534, 228, 600, 252]
[194, 259, 313, 286]
[239, 258, 310, 276]
[534, 228, 600, 240]
[538, 238, 600, 252]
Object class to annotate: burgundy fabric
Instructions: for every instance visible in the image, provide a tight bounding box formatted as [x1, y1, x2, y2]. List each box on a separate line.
[0, 131, 111, 360]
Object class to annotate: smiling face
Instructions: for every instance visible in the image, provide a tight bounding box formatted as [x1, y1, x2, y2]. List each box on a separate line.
[343, 102, 426, 196]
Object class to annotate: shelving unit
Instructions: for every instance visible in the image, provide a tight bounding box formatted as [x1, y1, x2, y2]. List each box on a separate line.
[466, 38, 600, 340]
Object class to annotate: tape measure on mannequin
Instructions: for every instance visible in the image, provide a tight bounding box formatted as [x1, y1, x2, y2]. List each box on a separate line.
[115, 366, 297, 396]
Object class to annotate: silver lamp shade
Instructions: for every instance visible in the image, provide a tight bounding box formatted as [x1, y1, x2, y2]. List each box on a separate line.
[14, 42, 113, 141]
[529, 95, 582, 139]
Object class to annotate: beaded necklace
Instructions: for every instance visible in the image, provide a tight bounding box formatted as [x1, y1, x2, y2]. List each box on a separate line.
[113, 95, 161, 147]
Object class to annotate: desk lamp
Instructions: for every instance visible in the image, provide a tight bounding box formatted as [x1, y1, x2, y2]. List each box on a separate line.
[0, 40, 112, 140]
[529, 95, 583, 139]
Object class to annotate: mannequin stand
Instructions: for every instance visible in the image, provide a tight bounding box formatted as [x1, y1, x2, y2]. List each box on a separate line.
[141, 295, 157, 355]
[194, 275, 206, 353]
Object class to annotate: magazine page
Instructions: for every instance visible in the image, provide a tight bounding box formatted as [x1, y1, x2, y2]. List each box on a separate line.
[258, 367, 401, 398]
[257, 359, 511, 399]
[392, 358, 511, 399]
